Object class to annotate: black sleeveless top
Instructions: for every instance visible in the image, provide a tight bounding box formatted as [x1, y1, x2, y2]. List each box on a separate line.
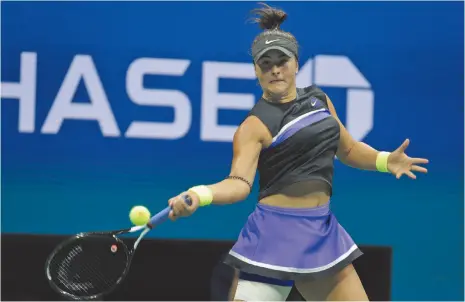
[247, 85, 340, 200]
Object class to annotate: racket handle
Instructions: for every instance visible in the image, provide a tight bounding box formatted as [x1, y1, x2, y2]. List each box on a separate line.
[148, 195, 192, 226]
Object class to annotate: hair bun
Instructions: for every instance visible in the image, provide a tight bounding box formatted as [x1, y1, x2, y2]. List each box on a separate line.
[250, 2, 288, 30]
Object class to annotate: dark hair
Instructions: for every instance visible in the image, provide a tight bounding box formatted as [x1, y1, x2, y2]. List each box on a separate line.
[249, 3, 298, 56]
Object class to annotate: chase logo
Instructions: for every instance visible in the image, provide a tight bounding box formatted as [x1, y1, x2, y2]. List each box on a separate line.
[2, 52, 374, 143]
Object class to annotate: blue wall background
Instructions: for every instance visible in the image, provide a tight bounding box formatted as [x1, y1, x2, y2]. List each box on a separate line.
[1, 2, 463, 300]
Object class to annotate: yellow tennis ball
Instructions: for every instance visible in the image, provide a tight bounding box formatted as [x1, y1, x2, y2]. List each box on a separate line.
[129, 206, 151, 226]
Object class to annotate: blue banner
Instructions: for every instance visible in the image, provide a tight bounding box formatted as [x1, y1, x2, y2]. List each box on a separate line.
[1, 1, 463, 300]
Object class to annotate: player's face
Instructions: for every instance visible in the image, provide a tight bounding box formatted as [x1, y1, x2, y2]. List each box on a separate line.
[255, 49, 298, 98]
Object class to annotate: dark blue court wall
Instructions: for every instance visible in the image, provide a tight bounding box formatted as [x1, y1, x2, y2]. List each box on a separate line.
[1, 2, 463, 300]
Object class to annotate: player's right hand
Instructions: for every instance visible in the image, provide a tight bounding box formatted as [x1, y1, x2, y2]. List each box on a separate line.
[168, 191, 200, 221]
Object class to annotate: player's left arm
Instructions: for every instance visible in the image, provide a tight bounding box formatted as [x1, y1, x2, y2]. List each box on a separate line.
[325, 94, 429, 178]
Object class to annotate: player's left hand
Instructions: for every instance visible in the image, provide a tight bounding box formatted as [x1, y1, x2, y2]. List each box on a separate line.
[387, 139, 429, 179]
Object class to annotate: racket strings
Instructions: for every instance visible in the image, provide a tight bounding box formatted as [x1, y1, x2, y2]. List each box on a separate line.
[56, 245, 94, 292]
[48, 235, 129, 297]
[57, 246, 113, 292]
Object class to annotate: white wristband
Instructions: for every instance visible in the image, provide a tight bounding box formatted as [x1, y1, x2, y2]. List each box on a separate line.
[188, 185, 213, 206]
[376, 151, 390, 173]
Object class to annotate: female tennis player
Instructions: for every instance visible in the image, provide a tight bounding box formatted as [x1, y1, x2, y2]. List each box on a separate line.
[168, 3, 429, 301]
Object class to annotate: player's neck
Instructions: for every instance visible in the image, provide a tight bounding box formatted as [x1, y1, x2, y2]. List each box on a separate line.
[263, 88, 297, 104]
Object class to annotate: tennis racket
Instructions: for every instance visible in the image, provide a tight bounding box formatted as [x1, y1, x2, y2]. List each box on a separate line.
[45, 196, 192, 301]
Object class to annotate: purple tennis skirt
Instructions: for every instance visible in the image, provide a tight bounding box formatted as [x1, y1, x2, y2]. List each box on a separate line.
[223, 201, 362, 281]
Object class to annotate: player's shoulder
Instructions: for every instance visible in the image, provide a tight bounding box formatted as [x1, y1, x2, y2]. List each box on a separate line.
[234, 114, 270, 145]
[297, 85, 329, 107]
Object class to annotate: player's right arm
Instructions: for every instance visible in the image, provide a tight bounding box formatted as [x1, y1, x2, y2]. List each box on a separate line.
[168, 116, 269, 220]
[207, 115, 266, 204]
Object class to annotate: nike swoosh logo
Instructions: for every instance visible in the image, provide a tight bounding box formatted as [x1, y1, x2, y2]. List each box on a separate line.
[311, 99, 317, 106]
[265, 39, 279, 44]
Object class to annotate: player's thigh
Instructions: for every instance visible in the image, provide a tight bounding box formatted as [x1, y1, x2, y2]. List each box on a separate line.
[234, 278, 293, 301]
[295, 264, 368, 301]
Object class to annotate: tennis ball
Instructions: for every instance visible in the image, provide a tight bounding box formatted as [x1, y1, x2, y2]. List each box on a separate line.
[129, 205, 151, 226]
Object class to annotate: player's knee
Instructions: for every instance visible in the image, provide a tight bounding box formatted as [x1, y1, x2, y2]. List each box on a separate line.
[234, 279, 292, 301]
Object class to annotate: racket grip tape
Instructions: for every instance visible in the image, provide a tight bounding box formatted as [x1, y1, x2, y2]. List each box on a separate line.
[148, 195, 192, 226]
